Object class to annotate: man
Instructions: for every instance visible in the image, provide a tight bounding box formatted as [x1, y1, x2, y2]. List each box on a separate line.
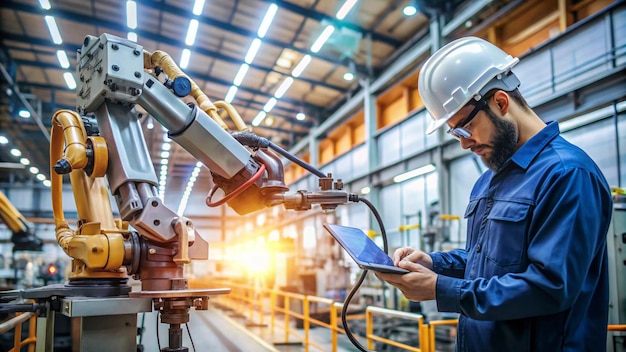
[376, 37, 613, 351]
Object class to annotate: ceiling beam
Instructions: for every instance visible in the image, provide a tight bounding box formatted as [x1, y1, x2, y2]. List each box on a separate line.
[10, 64, 313, 130]
[132, 0, 368, 71]
[6, 51, 317, 125]
[1, 2, 347, 93]
[263, 0, 402, 48]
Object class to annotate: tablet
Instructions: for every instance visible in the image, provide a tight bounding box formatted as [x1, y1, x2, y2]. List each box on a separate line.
[323, 223, 409, 274]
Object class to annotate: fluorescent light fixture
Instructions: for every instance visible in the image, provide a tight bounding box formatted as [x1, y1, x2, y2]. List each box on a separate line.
[185, 19, 199, 46]
[296, 112, 306, 120]
[263, 98, 277, 112]
[245, 38, 262, 64]
[252, 111, 267, 126]
[274, 77, 293, 98]
[19, 158, 30, 165]
[180, 48, 191, 69]
[36, 174, 46, 181]
[161, 165, 168, 172]
[43, 180, 51, 187]
[336, 0, 358, 20]
[393, 164, 436, 183]
[343, 72, 354, 81]
[292, 55, 311, 77]
[177, 197, 189, 216]
[311, 25, 335, 53]
[403, 5, 417, 16]
[10, 148, 21, 157]
[127, 32, 137, 42]
[233, 64, 249, 86]
[177, 164, 203, 215]
[126, 1, 137, 29]
[38, 0, 51, 10]
[360, 186, 371, 195]
[44, 16, 63, 44]
[18, 110, 31, 118]
[160, 158, 168, 165]
[162, 142, 171, 151]
[225, 85, 238, 103]
[0, 136, 8, 144]
[193, 0, 205, 16]
[56, 50, 70, 68]
[161, 151, 170, 158]
[147, 120, 154, 129]
[29, 167, 39, 174]
[63, 72, 76, 89]
[257, 3, 278, 38]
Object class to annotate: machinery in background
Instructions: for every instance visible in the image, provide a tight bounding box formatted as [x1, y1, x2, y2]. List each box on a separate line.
[0, 191, 43, 253]
[0, 191, 44, 290]
[0, 33, 357, 352]
[608, 189, 626, 352]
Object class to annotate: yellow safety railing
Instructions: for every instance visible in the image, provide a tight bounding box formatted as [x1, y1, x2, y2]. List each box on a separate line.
[0, 312, 37, 352]
[200, 279, 427, 352]
[426, 319, 458, 352]
[191, 278, 626, 352]
[365, 306, 425, 352]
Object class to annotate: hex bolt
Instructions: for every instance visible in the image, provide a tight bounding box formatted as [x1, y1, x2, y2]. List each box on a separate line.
[134, 71, 141, 78]
[133, 49, 141, 56]
[111, 44, 119, 50]
[148, 248, 156, 255]
[154, 219, 161, 226]
[112, 65, 119, 71]
[151, 200, 158, 207]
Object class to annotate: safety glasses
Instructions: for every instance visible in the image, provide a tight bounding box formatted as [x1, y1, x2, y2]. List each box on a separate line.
[447, 99, 488, 140]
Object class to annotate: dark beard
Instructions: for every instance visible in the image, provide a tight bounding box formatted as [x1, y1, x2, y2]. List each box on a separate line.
[484, 108, 517, 171]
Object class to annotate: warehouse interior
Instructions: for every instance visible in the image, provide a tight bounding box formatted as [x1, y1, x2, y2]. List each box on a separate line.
[0, 0, 625, 351]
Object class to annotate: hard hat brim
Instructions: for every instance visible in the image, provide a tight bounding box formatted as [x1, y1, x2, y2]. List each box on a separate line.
[426, 115, 449, 135]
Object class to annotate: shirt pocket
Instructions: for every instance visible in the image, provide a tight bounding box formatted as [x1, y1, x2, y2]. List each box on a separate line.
[484, 200, 531, 272]
[464, 199, 479, 250]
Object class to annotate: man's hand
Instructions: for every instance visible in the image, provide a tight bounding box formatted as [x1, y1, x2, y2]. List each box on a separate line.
[392, 247, 434, 269]
[376, 248, 437, 302]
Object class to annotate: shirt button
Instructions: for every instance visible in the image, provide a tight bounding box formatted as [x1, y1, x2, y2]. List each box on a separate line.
[475, 244, 482, 253]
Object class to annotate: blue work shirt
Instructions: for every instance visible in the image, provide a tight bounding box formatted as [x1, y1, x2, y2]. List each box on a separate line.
[431, 121, 612, 352]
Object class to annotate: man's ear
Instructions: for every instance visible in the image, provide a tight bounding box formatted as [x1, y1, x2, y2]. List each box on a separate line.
[493, 90, 510, 115]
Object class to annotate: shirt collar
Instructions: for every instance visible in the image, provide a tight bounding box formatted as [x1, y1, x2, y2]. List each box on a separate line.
[509, 121, 560, 170]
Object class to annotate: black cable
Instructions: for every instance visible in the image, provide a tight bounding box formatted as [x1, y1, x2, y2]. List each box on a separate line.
[185, 323, 196, 352]
[156, 313, 161, 351]
[341, 269, 370, 352]
[255, 135, 388, 351]
[267, 141, 326, 178]
[138, 312, 145, 345]
[231, 131, 326, 177]
[337, 196, 390, 352]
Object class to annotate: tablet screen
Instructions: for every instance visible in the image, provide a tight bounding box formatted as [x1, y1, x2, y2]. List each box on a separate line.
[324, 224, 395, 266]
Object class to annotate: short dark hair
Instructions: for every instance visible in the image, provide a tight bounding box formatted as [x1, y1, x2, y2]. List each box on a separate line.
[484, 88, 531, 112]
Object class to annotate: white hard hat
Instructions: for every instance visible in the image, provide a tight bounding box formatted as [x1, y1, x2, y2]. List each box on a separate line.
[419, 36, 520, 135]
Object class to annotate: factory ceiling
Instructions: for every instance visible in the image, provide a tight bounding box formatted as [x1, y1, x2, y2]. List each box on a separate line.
[0, 0, 501, 217]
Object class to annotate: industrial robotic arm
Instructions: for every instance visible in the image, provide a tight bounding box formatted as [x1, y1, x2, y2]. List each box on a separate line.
[0, 191, 43, 252]
[40, 33, 354, 351]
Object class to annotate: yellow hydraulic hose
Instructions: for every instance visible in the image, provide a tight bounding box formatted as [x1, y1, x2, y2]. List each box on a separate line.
[145, 50, 233, 130]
